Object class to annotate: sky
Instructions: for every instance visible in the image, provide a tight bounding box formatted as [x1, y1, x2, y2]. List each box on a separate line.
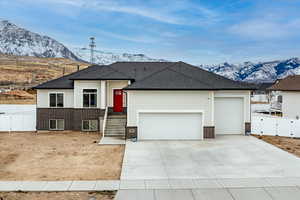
[1, 0, 300, 65]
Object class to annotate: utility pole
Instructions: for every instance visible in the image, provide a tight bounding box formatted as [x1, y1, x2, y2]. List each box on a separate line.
[89, 37, 96, 64]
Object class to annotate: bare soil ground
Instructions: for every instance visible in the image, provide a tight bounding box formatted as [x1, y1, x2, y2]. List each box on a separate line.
[0, 191, 116, 200]
[0, 132, 124, 180]
[253, 134, 300, 157]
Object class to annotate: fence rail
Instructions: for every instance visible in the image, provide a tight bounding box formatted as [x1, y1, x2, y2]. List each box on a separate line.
[251, 114, 300, 137]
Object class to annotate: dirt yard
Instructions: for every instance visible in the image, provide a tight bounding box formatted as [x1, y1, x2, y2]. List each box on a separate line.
[254, 134, 300, 157]
[0, 132, 124, 181]
[0, 191, 116, 200]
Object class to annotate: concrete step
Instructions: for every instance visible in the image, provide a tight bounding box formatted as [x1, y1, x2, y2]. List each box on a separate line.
[106, 124, 125, 129]
[108, 115, 127, 119]
[106, 126, 125, 129]
[105, 133, 125, 137]
[106, 129, 125, 133]
[106, 123, 126, 127]
[106, 121, 126, 126]
[104, 134, 125, 138]
[105, 131, 125, 134]
[106, 129, 125, 132]
[107, 118, 127, 122]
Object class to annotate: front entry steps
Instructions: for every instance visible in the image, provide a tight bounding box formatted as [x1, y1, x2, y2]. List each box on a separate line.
[105, 115, 126, 138]
[99, 112, 127, 145]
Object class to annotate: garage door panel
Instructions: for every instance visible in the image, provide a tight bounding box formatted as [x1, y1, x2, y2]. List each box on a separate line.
[139, 113, 202, 140]
[215, 98, 244, 135]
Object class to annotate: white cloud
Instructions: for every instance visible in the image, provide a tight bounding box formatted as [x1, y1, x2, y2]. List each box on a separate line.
[229, 19, 300, 40]
[96, 30, 161, 44]
[18, 0, 218, 25]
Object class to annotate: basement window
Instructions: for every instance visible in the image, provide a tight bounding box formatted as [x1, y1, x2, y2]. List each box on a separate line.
[49, 119, 64, 130]
[83, 89, 97, 108]
[82, 120, 98, 131]
[49, 93, 64, 107]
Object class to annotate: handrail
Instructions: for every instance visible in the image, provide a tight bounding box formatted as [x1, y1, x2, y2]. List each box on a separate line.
[102, 106, 108, 137]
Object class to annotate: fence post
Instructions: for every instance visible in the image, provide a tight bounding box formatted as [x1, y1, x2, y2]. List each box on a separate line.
[275, 120, 278, 136]
[9, 115, 12, 134]
[260, 118, 264, 135]
[290, 120, 294, 138]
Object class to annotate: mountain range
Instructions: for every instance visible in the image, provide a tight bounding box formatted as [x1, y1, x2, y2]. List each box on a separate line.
[1, 19, 300, 83]
[71, 47, 166, 65]
[201, 58, 300, 83]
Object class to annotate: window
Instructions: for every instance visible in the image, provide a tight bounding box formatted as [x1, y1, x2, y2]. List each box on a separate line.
[277, 95, 283, 103]
[83, 89, 97, 108]
[49, 119, 64, 130]
[82, 120, 98, 131]
[49, 93, 64, 107]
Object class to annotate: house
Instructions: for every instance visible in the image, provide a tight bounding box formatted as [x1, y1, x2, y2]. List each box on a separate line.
[34, 61, 255, 140]
[269, 75, 300, 119]
[251, 82, 274, 103]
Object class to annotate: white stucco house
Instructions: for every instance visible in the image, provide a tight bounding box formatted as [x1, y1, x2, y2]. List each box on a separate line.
[269, 75, 300, 119]
[34, 62, 255, 140]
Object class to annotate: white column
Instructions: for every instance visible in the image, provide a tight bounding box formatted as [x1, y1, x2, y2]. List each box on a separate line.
[210, 91, 214, 126]
[100, 80, 106, 109]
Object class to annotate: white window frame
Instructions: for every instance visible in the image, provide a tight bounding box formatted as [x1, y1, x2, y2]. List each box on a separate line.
[49, 119, 65, 130]
[49, 92, 64, 108]
[82, 120, 98, 131]
[82, 89, 98, 108]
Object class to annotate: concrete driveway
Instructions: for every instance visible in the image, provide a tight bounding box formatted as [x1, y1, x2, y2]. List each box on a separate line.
[121, 135, 300, 180]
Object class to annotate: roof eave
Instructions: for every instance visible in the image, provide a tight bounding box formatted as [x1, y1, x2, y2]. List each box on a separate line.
[123, 88, 255, 91]
[268, 88, 300, 92]
[69, 78, 134, 81]
[32, 87, 74, 90]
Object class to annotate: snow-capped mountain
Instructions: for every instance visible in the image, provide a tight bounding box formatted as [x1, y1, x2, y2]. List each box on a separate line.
[0, 20, 79, 60]
[201, 58, 300, 82]
[71, 47, 166, 65]
[0, 19, 165, 64]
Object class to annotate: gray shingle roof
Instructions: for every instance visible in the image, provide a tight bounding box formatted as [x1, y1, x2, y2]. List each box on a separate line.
[124, 62, 255, 90]
[268, 75, 300, 91]
[33, 65, 104, 89]
[34, 62, 255, 90]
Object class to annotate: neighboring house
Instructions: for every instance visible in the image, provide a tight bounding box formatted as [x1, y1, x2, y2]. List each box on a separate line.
[34, 62, 255, 140]
[269, 75, 300, 119]
[251, 82, 274, 103]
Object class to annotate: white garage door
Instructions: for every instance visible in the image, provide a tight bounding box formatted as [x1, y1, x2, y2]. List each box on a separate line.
[138, 112, 203, 140]
[214, 97, 244, 135]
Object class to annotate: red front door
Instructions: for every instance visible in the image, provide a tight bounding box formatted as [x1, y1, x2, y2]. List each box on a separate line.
[113, 89, 123, 112]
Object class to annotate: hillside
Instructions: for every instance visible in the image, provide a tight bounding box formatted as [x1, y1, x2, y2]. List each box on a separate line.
[0, 54, 88, 89]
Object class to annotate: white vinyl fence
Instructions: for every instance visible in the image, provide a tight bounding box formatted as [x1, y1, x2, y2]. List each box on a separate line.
[0, 104, 36, 132]
[252, 114, 300, 137]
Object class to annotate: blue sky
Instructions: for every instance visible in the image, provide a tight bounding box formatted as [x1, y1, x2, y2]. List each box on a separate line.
[1, 0, 300, 64]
